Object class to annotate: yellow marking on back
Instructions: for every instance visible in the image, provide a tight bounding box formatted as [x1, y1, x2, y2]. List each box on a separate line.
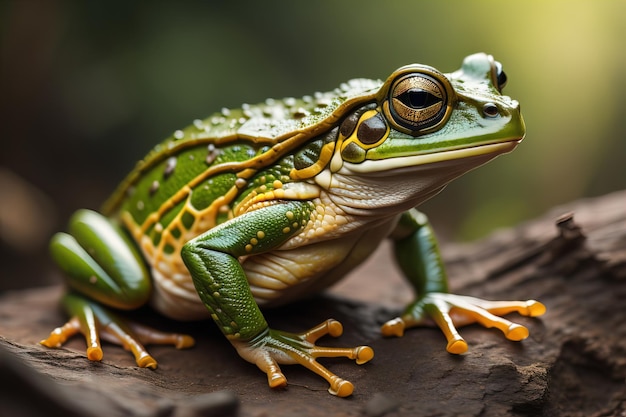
[289, 142, 336, 180]
[123, 184, 242, 272]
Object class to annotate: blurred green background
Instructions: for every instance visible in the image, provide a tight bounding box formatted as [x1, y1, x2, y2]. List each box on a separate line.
[1, 0, 624, 290]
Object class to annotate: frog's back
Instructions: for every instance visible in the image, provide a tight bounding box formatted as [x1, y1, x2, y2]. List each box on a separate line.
[100, 78, 382, 319]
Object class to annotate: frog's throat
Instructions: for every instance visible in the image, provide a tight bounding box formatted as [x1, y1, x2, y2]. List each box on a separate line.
[341, 140, 520, 175]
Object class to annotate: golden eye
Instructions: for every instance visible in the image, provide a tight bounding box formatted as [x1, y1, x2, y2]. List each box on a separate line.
[387, 73, 449, 133]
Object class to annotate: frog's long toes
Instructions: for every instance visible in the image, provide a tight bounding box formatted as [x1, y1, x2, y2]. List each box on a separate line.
[136, 352, 158, 369]
[40, 317, 81, 348]
[504, 323, 529, 341]
[380, 317, 406, 338]
[267, 370, 288, 389]
[175, 334, 196, 349]
[127, 322, 196, 350]
[525, 300, 546, 317]
[252, 353, 288, 389]
[326, 319, 343, 337]
[39, 332, 65, 349]
[446, 337, 468, 355]
[304, 319, 343, 343]
[355, 346, 374, 365]
[328, 376, 354, 397]
[86, 346, 104, 361]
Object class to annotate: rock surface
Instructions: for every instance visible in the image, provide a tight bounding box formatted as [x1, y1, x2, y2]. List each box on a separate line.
[1, 190, 625, 417]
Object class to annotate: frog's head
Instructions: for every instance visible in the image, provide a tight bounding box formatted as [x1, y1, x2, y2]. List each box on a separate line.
[325, 53, 525, 210]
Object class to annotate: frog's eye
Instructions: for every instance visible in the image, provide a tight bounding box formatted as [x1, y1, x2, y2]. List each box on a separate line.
[386, 73, 449, 134]
[493, 61, 507, 92]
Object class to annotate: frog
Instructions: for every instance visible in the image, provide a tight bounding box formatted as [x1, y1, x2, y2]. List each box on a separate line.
[41, 53, 545, 397]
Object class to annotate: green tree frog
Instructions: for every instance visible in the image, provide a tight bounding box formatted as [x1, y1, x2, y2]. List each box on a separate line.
[41, 53, 545, 397]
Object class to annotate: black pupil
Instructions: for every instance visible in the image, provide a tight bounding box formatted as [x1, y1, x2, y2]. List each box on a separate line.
[495, 62, 507, 91]
[497, 70, 507, 90]
[398, 89, 441, 109]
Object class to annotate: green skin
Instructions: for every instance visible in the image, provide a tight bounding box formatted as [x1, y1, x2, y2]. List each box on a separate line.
[43, 53, 545, 397]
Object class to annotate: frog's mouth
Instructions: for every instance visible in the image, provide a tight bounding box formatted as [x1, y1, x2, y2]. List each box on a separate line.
[342, 139, 521, 176]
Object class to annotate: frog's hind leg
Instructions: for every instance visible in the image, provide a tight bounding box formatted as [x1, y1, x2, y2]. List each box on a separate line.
[42, 209, 194, 367]
[41, 293, 195, 368]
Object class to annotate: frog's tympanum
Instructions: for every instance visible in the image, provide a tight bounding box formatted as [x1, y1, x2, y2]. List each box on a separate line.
[42, 53, 545, 397]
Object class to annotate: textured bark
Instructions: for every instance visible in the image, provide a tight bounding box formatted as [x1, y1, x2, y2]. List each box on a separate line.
[1, 190, 625, 417]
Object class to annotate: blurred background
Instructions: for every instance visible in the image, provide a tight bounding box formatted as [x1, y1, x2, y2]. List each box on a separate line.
[1, 0, 624, 291]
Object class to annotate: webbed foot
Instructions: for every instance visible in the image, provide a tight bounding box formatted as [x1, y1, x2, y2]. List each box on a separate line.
[381, 293, 545, 354]
[40, 293, 194, 368]
[232, 319, 373, 397]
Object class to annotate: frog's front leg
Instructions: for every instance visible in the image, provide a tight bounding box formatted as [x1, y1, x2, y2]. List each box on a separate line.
[181, 200, 373, 397]
[41, 209, 194, 367]
[382, 209, 546, 354]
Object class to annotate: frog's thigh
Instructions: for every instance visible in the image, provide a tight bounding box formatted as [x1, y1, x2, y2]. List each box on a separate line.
[43, 210, 194, 366]
[49, 209, 151, 310]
